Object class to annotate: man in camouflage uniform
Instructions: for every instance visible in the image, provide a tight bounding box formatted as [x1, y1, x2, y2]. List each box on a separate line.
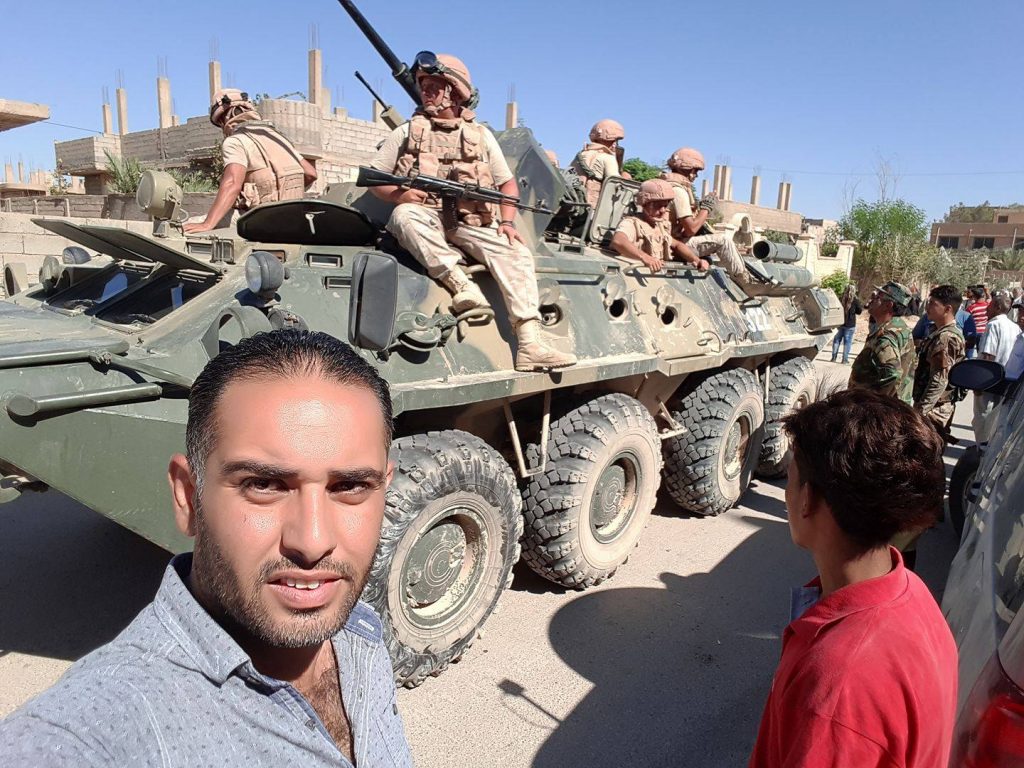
[367, 53, 575, 373]
[185, 89, 317, 233]
[849, 281, 916, 403]
[659, 147, 749, 285]
[913, 284, 967, 443]
[610, 179, 708, 273]
[569, 119, 630, 208]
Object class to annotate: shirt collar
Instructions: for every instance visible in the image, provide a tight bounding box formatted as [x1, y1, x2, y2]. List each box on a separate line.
[788, 547, 909, 639]
[153, 553, 252, 686]
[152, 554, 379, 688]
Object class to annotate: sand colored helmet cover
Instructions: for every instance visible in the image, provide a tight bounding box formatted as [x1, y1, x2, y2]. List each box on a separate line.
[589, 119, 625, 143]
[668, 147, 705, 171]
[209, 88, 258, 126]
[636, 179, 675, 206]
[415, 53, 475, 105]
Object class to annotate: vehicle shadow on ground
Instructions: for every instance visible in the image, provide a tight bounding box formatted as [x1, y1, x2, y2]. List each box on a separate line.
[526, 514, 799, 768]
[0, 493, 170, 660]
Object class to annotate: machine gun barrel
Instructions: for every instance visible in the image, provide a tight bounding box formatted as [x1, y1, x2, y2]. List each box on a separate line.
[356, 167, 552, 216]
[354, 70, 404, 130]
[337, 0, 419, 104]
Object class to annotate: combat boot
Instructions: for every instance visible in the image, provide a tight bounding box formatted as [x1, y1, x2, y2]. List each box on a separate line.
[440, 267, 490, 313]
[515, 319, 577, 372]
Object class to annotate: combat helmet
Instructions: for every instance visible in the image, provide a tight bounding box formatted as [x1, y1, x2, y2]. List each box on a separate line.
[636, 179, 675, 206]
[412, 51, 479, 109]
[589, 119, 625, 143]
[667, 147, 706, 172]
[209, 88, 259, 130]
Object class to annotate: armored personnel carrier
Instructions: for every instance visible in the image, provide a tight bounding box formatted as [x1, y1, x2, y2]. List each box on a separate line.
[0, 5, 840, 687]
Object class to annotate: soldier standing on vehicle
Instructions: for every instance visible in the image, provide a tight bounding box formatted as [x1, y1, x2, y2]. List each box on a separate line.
[611, 180, 708, 273]
[849, 281, 916, 403]
[569, 120, 631, 208]
[660, 147, 749, 285]
[913, 284, 966, 443]
[366, 52, 576, 372]
[184, 89, 318, 233]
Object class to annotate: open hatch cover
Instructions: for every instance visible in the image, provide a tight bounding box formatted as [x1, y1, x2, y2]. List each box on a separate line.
[32, 219, 221, 274]
[237, 199, 378, 246]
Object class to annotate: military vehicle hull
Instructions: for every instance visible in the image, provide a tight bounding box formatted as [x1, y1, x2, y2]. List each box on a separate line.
[0, 127, 840, 686]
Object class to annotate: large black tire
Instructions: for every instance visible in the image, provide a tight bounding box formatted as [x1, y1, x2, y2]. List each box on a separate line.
[663, 369, 765, 516]
[521, 393, 662, 589]
[364, 430, 522, 687]
[757, 357, 817, 478]
[949, 444, 982, 538]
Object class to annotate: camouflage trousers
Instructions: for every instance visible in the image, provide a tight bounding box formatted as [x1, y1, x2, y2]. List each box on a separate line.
[923, 401, 957, 443]
[688, 233, 748, 283]
[388, 204, 541, 324]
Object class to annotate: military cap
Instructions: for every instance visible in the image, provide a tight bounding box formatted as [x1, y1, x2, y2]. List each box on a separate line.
[874, 280, 911, 308]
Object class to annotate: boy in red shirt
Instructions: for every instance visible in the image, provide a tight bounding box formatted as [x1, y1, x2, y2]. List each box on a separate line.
[749, 389, 957, 768]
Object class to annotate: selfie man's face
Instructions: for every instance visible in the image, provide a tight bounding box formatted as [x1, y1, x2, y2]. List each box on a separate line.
[169, 375, 391, 648]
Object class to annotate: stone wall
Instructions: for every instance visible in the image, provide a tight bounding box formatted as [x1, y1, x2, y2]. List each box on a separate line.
[717, 200, 803, 236]
[0, 212, 153, 297]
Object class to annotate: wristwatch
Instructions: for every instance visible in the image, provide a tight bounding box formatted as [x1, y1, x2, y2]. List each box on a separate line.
[499, 220, 516, 227]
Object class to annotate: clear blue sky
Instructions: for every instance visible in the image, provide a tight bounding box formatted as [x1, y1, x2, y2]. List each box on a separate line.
[2, 0, 1021, 222]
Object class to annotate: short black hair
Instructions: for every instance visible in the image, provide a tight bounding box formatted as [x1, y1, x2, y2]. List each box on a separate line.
[782, 389, 944, 550]
[930, 284, 961, 309]
[185, 330, 393, 489]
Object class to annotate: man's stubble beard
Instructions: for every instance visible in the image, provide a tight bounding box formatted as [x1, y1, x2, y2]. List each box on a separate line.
[190, 500, 376, 649]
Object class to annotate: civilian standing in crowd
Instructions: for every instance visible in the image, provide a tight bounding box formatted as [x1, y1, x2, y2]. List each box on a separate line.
[974, 294, 1019, 442]
[830, 284, 862, 365]
[749, 389, 957, 768]
[965, 286, 989, 356]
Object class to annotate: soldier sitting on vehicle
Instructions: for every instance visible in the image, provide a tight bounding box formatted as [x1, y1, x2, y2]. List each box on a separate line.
[184, 89, 318, 233]
[569, 120, 631, 208]
[660, 147, 749, 285]
[610, 180, 709, 273]
[366, 52, 576, 373]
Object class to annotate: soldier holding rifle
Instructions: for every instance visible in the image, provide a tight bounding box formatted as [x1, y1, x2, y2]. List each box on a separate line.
[365, 52, 576, 373]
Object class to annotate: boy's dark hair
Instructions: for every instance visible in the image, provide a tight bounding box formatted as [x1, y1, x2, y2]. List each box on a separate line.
[932, 284, 961, 308]
[185, 330, 393, 491]
[782, 389, 944, 550]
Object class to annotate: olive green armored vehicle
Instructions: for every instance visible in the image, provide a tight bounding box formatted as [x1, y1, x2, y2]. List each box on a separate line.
[0, 6, 840, 688]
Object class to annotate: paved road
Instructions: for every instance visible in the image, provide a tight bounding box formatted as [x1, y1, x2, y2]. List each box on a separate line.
[0, 356, 967, 767]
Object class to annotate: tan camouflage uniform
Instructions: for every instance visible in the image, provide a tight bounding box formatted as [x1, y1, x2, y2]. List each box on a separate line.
[663, 174, 748, 282]
[913, 321, 967, 441]
[372, 114, 540, 324]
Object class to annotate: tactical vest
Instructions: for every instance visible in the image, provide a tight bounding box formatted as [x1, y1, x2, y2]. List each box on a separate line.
[394, 111, 495, 227]
[624, 215, 672, 261]
[570, 143, 616, 208]
[232, 124, 307, 211]
[661, 172, 697, 240]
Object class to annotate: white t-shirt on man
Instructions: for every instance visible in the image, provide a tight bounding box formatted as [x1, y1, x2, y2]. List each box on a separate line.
[979, 313, 1020, 366]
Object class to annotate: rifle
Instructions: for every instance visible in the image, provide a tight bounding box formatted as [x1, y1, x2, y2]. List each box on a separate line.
[357, 166, 552, 230]
[354, 70, 404, 130]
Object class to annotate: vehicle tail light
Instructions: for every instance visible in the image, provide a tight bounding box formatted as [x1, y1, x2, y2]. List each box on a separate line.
[952, 655, 1024, 767]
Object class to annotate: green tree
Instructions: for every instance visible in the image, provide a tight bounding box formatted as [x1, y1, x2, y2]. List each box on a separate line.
[839, 198, 930, 290]
[621, 158, 661, 182]
[761, 229, 793, 244]
[820, 269, 849, 295]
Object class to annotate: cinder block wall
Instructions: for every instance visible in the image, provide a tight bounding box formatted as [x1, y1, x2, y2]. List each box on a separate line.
[0, 213, 153, 297]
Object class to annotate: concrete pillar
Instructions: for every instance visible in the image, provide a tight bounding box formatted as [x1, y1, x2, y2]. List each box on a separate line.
[172, 114, 180, 127]
[777, 182, 786, 209]
[505, 101, 518, 131]
[334, 106, 348, 119]
[750, 175, 761, 206]
[701, 179, 709, 197]
[721, 165, 732, 200]
[321, 87, 331, 113]
[308, 49, 323, 108]
[17, 161, 24, 183]
[116, 87, 128, 135]
[5, 163, 14, 183]
[712, 165, 722, 198]
[157, 77, 172, 129]
[208, 60, 222, 103]
[372, 101, 383, 124]
[783, 183, 793, 211]
[726, 183, 733, 201]
[102, 103, 113, 134]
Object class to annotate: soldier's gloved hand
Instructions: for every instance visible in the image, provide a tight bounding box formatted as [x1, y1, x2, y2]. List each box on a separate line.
[698, 194, 717, 212]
